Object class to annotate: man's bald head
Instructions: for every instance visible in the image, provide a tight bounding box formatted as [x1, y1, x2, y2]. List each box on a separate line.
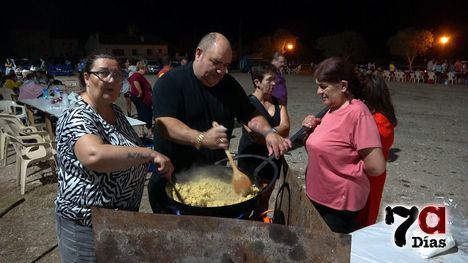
[193, 32, 233, 87]
[197, 32, 231, 52]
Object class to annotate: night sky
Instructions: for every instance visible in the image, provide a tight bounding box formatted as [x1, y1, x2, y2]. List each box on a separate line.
[2, 0, 467, 62]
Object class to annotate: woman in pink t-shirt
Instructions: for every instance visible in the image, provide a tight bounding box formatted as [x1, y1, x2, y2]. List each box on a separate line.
[302, 57, 386, 233]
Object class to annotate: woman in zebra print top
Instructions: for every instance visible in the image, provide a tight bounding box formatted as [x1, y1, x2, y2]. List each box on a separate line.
[54, 54, 173, 262]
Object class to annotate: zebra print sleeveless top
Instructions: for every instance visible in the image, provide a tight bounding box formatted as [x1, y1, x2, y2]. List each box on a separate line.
[55, 97, 147, 227]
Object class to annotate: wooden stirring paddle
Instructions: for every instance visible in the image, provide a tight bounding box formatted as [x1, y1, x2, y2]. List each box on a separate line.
[212, 122, 252, 194]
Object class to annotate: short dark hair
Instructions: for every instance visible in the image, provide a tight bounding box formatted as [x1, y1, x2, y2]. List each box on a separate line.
[314, 57, 363, 99]
[250, 62, 277, 87]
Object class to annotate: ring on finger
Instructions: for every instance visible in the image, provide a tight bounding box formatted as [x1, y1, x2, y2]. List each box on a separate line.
[218, 138, 224, 143]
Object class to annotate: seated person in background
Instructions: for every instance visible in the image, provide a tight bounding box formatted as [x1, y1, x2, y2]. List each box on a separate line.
[18, 73, 45, 99]
[47, 74, 64, 86]
[35, 70, 49, 85]
[2, 72, 22, 90]
[237, 62, 290, 220]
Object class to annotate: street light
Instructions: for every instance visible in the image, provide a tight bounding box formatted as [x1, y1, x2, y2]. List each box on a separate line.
[281, 42, 294, 54]
[439, 36, 450, 45]
[438, 35, 451, 59]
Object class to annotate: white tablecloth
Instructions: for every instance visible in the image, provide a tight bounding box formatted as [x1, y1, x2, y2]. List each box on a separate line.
[20, 98, 145, 127]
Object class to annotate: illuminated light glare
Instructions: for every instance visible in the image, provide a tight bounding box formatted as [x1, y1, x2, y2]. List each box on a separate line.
[439, 36, 449, 45]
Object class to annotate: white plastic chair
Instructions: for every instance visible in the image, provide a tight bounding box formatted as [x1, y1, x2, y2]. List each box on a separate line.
[414, 71, 423, 83]
[1, 88, 16, 102]
[293, 65, 302, 74]
[5, 133, 56, 195]
[0, 100, 29, 125]
[396, 71, 405, 82]
[0, 128, 7, 166]
[427, 72, 436, 83]
[447, 72, 456, 85]
[383, 70, 391, 81]
[0, 114, 48, 167]
[410, 72, 416, 83]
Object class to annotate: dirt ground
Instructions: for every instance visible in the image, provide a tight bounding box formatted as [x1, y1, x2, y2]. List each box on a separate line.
[1, 73, 467, 262]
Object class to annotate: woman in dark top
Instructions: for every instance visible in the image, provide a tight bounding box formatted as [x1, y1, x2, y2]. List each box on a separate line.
[238, 62, 290, 219]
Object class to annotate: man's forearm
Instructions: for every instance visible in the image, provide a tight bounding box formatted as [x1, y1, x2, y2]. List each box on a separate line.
[156, 117, 200, 146]
[246, 114, 274, 136]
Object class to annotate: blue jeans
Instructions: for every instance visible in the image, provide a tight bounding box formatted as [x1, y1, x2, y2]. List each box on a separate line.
[55, 214, 96, 263]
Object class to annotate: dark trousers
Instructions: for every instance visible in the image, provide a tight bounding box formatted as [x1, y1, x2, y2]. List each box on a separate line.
[311, 200, 360, 234]
[130, 96, 153, 129]
[148, 172, 167, 213]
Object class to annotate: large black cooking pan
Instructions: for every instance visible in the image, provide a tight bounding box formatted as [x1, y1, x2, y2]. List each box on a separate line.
[163, 154, 278, 219]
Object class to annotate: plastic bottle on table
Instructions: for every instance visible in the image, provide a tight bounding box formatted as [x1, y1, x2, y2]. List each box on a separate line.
[62, 92, 69, 107]
[42, 88, 49, 99]
[54, 87, 61, 98]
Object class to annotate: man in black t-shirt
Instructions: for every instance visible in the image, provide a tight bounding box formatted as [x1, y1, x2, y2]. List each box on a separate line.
[149, 32, 291, 213]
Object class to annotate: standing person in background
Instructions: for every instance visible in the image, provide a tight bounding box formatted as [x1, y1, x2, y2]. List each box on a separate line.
[157, 56, 171, 78]
[271, 52, 288, 105]
[55, 54, 173, 262]
[124, 59, 138, 116]
[129, 60, 154, 138]
[357, 73, 397, 227]
[4, 58, 13, 75]
[237, 62, 290, 220]
[389, 62, 396, 81]
[302, 57, 385, 234]
[180, 57, 189, 66]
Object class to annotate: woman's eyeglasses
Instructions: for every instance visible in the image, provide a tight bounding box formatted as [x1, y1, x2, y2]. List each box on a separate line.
[89, 70, 127, 82]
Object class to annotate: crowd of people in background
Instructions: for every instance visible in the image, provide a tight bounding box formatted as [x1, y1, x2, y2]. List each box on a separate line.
[0, 64, 62, 100]
[359, 59, 467, 85]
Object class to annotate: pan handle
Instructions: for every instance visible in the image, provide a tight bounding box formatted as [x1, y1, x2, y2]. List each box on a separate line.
[255, 106, 329, 172]
[289, 106, 329, 142]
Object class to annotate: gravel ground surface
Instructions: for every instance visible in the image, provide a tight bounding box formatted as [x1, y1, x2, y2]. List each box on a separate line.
[1, 72, 467, 262]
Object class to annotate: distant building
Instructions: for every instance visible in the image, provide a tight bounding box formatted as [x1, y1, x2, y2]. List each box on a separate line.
[85, 32, 168, 59]
[7, 30, 80, 59]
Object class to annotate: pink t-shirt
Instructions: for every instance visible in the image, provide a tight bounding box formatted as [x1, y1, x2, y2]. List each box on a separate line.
[305, 99, 381, 211]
